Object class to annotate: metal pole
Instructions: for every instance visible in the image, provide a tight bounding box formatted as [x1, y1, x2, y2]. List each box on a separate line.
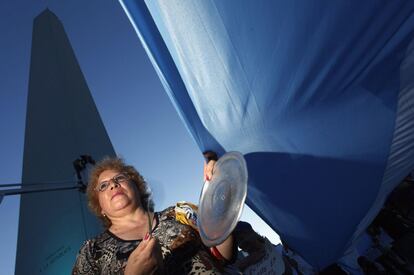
[0, 180, 76, 188]
[0, 185, 81, 197]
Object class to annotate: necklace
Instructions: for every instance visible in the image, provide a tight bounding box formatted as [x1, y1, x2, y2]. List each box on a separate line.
[147, 211, 154, 236]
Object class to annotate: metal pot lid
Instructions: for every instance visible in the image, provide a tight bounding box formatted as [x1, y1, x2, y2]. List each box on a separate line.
[197, 151, 248, 247]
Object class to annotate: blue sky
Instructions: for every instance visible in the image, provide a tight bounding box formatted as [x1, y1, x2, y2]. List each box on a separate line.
[0, 1, 279, 273]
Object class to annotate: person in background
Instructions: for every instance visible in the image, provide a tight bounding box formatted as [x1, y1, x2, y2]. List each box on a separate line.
[233, 221, 266, 272]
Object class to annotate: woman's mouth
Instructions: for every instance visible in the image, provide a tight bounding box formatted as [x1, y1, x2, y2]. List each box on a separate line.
[111, 191, 124, 200]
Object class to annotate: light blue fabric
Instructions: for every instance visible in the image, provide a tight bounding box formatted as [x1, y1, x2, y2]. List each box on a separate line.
[119, 0, 414, 269]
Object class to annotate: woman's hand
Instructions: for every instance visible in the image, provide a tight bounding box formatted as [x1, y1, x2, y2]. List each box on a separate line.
[204, 159, 216, 182]
[124, 234, 163, 275]
[203, 151, 218, 181]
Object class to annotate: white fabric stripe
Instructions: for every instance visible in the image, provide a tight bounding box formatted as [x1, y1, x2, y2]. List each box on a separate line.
[347, 36, 414, 253]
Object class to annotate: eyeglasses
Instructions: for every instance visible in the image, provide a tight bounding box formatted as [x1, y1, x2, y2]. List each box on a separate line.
[96, 173, 129, 192]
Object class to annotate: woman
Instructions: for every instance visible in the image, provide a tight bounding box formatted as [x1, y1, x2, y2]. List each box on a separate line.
[72, 157, 235, 274]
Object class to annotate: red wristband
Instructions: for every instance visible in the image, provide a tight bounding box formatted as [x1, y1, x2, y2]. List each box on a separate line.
[210, 246, 225, 261]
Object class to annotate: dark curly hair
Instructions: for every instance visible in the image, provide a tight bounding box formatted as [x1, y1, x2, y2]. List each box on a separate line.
[87, 157, 154, 228]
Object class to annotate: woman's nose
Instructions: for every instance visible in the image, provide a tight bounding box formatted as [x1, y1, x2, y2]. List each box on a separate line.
[109, 181, 120, 190]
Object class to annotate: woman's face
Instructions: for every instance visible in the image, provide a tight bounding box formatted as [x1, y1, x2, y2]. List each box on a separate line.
[97, 169, 141, 218]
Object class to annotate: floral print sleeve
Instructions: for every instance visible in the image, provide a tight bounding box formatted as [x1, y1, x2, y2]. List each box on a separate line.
[72, 240, 100, 275]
